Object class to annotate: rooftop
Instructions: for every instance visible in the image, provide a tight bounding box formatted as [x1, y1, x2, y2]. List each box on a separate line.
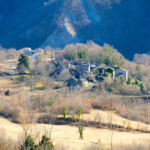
[54, 66, 63, 73]
[60, 59, 69, 62]
[120, 68, 128, 72]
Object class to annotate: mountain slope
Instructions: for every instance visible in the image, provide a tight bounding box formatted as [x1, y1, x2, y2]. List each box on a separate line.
[0, 0, 150, 59]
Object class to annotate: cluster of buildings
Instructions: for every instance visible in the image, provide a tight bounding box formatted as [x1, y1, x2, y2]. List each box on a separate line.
[22, 47, 43, 57]
[51, 58, 128, 89]
[21, 48, 128, 89]
[22, 47, 55, 61]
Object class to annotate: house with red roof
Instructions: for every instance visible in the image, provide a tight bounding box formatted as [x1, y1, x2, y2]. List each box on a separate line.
[59, 59, 69, 67]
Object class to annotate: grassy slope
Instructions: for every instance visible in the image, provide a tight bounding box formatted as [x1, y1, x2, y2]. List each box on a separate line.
[0, 66, 12, 76]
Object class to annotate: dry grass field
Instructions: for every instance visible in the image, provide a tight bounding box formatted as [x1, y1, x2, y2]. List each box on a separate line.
[1, 56, 150, 149]
[0, 78, 25, 93]
[82, 109, 150, 130]
[1, 109, 150, 150]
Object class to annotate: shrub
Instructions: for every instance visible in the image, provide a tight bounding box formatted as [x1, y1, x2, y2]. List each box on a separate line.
[120, 85, 141, 95]
[113, 79, 118, 89]
[50, 97, 92, 115]
[0, 129, 15, 150]
[135, 79, 139, 85]
[106, 68, 113, 77]
[120, 76, 124, 86]
[139, 83, 144, 93]
[99, 77, 105, 81]
[92, 85, 98, 89]
[0, 102, 21, 121]
[87, 76, 94, 82]
[96, 70, 99, 75]
[127, 77, 132, 84]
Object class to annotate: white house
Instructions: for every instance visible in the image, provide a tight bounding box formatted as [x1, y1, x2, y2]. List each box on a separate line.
[22, 47, 34, 56]
[115, 68, 128, 81]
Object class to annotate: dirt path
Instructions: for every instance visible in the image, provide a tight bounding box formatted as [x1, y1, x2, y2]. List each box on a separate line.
[1, 115, 150, 150]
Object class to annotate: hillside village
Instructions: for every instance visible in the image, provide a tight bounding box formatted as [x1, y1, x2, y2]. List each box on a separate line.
[1, 1, 150, 149]
[22, 47, 128, 90]
[1, 45, 150, 150]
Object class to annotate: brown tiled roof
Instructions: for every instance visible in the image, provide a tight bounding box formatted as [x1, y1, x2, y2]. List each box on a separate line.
[120, 68, 128, 72]
[60, 59, 69, 62]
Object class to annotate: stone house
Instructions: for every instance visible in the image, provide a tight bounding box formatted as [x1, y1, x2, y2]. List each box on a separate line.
[66, 77, 88, 88]
[115, 68, 128, 81]
[77, 63, 91, 72]
[59, 59, 69, 67]
[77, 63, 96, 72]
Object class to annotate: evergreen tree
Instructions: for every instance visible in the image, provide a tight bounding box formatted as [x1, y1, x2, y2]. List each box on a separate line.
[21, 135, 35, 150]
[136, 65, 141, 80]
[77, 108, 82, 119]
[63, 105, 67, 119]
[39, 135, 54, 150]
[18, 53, 29, 72]
[78, 124, 84, 139]
[71, 51, 77, 60]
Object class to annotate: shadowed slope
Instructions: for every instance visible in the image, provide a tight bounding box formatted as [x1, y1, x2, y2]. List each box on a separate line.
[0, 0, 150, 59]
